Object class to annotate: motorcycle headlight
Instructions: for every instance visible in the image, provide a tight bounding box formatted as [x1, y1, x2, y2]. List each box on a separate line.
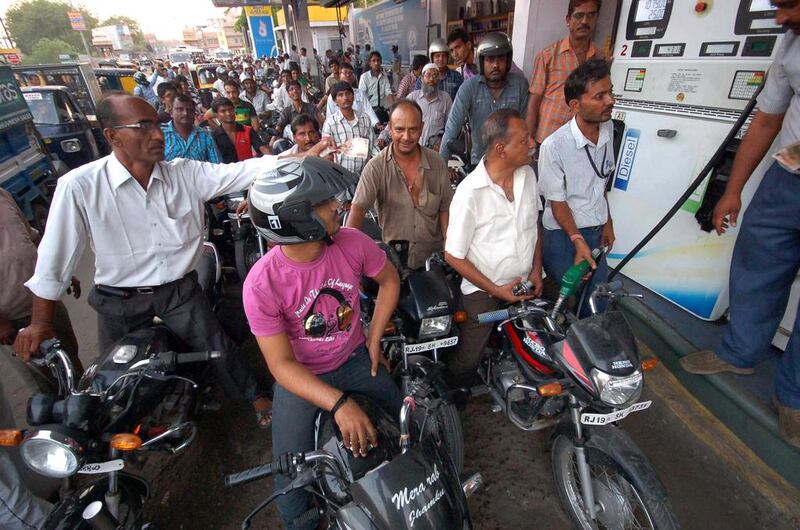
[20, 430, 82, 478]
[225, 196, 245, 212]
[418, 315, 452, 339]
[590, 369, 643, 407]
[112, 344, 137, 364]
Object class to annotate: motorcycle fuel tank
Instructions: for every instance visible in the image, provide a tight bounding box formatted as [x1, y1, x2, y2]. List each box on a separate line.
[349, 437, 469, 530]
[398, 270, 454, 325]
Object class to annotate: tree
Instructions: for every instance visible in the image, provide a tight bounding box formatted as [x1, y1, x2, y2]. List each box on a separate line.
[100, 15, 146, 49]
[6, 0, 98, 55]
[26, 37, 79, 64]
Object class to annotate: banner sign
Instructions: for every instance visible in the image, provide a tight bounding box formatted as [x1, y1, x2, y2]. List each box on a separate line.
[68, 12, 86, 31]
[246, 7, 277, 58]
[351, 0, 428, 65]
[0, 66, 33, 133]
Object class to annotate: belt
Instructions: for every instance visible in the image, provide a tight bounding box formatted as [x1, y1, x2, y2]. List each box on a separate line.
[96, 272, 195, 298]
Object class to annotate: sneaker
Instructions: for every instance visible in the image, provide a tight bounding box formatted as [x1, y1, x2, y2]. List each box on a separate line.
[773, 396, 800, 450]
[679, 350, 755, 376]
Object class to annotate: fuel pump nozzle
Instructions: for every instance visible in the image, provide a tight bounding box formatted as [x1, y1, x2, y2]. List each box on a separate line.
[551, 246, 607, 318]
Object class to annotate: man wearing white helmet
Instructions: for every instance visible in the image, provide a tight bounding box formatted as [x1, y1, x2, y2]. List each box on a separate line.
[405, 63, 453, 150]
[413, 38, 463, 101]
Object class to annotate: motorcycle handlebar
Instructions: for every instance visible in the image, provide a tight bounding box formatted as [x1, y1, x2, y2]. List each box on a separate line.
[606, 279, 624, 293]
[477, 308, 511, 325]
[225, 462, 274, 487]
[176, 351, 222, 364]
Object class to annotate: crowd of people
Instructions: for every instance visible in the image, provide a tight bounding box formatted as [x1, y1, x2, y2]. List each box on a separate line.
[2, 0, 799, 528]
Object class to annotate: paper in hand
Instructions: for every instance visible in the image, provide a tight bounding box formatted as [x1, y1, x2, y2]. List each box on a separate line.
[773, 141, 800, 174]
[340, 137, 370, 159]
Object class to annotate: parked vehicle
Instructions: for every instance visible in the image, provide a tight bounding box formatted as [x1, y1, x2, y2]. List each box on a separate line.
[22, 86, 103, 170]
[189, 63, 224, 109]
[0, 64, 59, 231]
[473, 252, 679, 529]
[360, 242, 465, 473]
[225, 395, 481, 529]
[93, 68, 138, 95]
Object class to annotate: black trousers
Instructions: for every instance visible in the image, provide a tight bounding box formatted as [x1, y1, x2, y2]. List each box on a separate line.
[87, 272, 259, 403]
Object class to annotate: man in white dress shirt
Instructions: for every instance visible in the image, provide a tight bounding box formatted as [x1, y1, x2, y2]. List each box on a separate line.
[445, 109, 543, 388]
[538, 59, 615, 317]
[14, 94, 324, 427]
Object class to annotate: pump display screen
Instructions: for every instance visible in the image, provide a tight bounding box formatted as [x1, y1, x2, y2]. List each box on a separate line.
[635, 0, 668, 22]
[749, 0, 774, 12]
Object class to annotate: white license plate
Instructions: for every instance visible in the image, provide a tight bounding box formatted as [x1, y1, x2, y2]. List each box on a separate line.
[403, 336, 459, 354]
[580, 401, 652, 426]
[78, 459, 124, 474]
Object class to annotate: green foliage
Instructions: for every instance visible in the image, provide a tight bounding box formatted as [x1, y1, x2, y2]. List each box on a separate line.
[100, 15, 146, 48]
[25, 37, 79, 64]
[6, 0, 98, 55]
[233, 9, 247, 34]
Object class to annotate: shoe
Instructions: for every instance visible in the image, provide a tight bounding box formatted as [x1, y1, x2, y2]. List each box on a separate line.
[773, 396, 800, 450]
[679, 350, 755, 375]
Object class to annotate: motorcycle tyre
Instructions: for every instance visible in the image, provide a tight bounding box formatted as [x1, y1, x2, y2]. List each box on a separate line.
[406, 355, 465, 474]
[551, 424, 679, 530]
[234, 230, 261, 282]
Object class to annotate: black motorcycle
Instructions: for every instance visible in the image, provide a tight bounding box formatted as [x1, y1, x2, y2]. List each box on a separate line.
[473, 275, 679, 529]
[225, 395, 481, 530]
[204, 192, 267, 281]
[360, 241, 465, 473]
[11, 329, 221, 529]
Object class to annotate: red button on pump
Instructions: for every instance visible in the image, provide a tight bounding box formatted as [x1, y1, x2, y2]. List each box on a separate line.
[695, 2, 708, 12]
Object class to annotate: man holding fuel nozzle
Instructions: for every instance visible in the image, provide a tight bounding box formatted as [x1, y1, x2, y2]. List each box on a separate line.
[538, 59, 615, 318]
[444, 109, 543, 389]
[681, 1, 800, 448]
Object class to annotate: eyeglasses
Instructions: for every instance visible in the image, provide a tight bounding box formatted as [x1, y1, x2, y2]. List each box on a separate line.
[112, 121, 161, 132]
[572, 11, 599, 21]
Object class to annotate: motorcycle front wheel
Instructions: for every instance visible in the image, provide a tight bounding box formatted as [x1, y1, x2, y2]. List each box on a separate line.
[551, 426, 679, 530]
[234, 229, 263, 281]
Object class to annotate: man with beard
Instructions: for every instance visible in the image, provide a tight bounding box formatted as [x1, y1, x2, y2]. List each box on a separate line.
[347, 100, 453, 270]
[439, 32, 529, 165]
[526, 0, 604, 154]
[680, 0, 800, 448]
[405, 63, 452, 150]
[413, 39, 463, 101]
[538, 60, 615, 317]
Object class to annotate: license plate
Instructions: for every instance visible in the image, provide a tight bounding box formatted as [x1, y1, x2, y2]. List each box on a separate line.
[580, 401, 652, 426]
[78, 459, 124, 474]
[403, 336, 458, 354]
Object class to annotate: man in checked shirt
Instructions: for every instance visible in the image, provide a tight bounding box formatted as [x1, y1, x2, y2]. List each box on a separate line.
[322, 81, 378, 175]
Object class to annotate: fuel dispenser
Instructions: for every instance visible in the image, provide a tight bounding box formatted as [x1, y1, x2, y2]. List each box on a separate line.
[606, 0, 786, 323]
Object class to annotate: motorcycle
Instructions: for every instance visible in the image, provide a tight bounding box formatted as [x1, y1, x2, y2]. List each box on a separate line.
[225, 395, 482, 530]
[360, 241, 466, 473]
[204, 193, 267, 281]
[472, 254, 679, 529]
[1, 334, 221, 529]
[445, 138, 474, 188]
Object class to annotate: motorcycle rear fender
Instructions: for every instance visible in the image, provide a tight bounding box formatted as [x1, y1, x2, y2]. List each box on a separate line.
[43, 473, 149, 530]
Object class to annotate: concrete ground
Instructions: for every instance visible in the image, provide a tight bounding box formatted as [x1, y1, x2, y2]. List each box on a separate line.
[2, 250, 799, 529]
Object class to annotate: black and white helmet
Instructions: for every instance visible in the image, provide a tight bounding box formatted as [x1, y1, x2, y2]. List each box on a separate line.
[249, 157, 358, 244]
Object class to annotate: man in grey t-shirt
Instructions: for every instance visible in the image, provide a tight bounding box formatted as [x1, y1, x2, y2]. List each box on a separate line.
[680, 5, 800, 448]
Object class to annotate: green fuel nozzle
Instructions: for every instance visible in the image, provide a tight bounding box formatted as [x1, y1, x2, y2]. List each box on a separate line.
[551, 246, 607, 317]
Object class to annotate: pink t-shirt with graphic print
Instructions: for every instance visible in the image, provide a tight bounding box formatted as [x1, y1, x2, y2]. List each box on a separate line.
[243, 227, 387, 375]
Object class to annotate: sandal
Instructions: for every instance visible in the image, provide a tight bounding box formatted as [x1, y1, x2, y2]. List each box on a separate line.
[255, 407, 273, 430]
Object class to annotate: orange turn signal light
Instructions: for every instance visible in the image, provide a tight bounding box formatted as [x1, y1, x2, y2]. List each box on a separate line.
[537, 382, 563, 397]
[641, 358, 659, 371]
[110, 433, 142, 451]
[454, 311, 468, 324]
[0, 430, 23, 446]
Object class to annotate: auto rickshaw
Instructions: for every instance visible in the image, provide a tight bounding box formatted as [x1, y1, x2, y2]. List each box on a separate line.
[93, 67, 138, 94]
[189, 62, 224, 109]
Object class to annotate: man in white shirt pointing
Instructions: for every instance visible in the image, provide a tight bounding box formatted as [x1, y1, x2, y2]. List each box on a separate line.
[14, 94, 323, 428]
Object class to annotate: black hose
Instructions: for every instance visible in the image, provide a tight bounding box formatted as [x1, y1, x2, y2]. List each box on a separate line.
[608, 79, 766, 281]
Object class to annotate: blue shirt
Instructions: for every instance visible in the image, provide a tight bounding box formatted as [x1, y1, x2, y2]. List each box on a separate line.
[162, 122, 222, 163]
[439, 72, 530, 165]
[414, 68, 464, 102]
[134, 71, 159, 107]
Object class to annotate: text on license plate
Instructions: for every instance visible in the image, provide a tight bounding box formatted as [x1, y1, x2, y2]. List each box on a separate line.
[580, 401, 652, 426]
[403, 336, 459, 354]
